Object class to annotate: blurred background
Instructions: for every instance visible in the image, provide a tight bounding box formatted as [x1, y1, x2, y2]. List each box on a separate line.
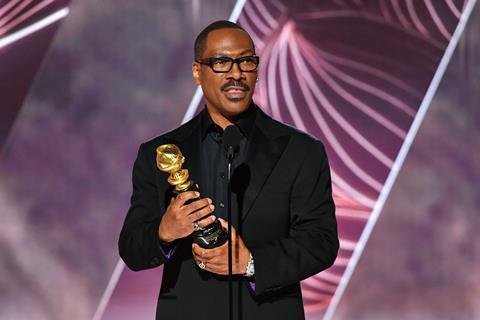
[0, 0, 478, 319]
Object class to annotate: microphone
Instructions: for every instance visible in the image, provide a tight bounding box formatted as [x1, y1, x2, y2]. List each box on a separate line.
[223, 125, 242, 160]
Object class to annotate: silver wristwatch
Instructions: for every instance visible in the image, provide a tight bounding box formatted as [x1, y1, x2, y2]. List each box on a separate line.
[244, 252, 255, 277]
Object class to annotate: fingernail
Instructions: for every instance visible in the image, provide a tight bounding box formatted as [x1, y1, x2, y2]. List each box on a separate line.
[195, 192, 200, 197]
[208, 198, 212, 204]
[210, 205, 215, 210]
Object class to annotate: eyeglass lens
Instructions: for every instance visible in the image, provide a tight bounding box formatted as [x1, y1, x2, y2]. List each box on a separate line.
[211, 57, 258, 72]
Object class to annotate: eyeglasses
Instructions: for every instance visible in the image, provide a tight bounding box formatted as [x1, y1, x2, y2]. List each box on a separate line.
[195, 55, 259, 73]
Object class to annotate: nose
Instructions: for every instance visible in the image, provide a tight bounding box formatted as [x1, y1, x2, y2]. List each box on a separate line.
[227, 61, 245, 80]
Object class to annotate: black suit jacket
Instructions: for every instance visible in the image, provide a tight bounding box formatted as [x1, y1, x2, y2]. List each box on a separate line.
[119, 105, 338, 320]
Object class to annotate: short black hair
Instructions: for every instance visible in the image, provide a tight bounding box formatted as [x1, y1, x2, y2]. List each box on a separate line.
[194, 20, 254, 59]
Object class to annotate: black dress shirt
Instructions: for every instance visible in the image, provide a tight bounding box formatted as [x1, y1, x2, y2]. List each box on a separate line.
[199, 104, 257, 228]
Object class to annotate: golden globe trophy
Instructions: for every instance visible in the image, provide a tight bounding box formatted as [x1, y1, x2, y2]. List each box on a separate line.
[156, 144, 227, 249]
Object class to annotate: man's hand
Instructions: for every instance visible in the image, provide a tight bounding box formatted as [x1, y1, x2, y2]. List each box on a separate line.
[192, 218, 250, 275]
[158, 191, 216, 244]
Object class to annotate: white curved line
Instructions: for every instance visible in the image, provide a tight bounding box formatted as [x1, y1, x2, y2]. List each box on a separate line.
[290, 35, 384, 193]
[278, 22, 307, 131]
[320, 55, 415, 118]
[298, 9, 445, 50]
[290, 36, 391, 185]
[251, 0, 278, 28]
[317, 271, 343, 283]
[301, 41, 406, 144]
[406, 0, 430, 37]
[305, 55, 400, 163]
[445, 0, 462, 18]
[266, 30, 283, 120]
[238, 14, 265, 49]
[331, 171, 376, 208]
[336, 208, 370, 220]
[270, 0, 287, 12]
[243, 0, 271, 35]
[0, 7, 68, 49]
[391, 0, 413, 29]
[317, 47, 421, 99]
[425, 0, 452, 41]
[339, 239, 357, 251]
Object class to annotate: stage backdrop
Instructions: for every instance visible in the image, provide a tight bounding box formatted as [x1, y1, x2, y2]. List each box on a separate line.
[0, 1, 478, 319]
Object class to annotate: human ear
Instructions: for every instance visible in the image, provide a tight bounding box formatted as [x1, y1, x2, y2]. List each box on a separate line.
[192, 62, 201, 85]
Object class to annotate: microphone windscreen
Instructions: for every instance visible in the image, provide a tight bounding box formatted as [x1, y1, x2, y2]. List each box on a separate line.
[223, 125, 242, 156]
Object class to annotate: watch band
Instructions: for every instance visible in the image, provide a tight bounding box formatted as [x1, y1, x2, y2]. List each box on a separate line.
[244, 252, 255, 277]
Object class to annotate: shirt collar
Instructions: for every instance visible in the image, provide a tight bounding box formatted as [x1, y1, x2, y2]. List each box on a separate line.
[200, 102, 257, 140]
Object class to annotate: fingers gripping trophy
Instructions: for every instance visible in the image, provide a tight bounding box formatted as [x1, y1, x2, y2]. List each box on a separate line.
[156, 144, 227, 249]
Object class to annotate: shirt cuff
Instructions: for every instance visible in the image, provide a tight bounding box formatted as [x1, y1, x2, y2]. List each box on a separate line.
[158, 240, 176, 259]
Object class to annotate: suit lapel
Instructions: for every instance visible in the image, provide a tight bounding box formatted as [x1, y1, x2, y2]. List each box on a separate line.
[239, 112, 289, 222]
[178, 134, 202, 190]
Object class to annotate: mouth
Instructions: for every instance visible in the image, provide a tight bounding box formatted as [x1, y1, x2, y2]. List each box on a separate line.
[223, 86, 248, 100]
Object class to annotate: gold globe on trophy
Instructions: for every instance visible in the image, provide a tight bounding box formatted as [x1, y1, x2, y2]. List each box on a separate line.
[156, 144, 227, 249]
[156, 144, 193, 193]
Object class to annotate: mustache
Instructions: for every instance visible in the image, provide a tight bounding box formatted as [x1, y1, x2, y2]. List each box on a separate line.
[221, 80, 250, 92]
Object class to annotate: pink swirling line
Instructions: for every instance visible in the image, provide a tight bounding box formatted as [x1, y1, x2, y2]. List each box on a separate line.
[300, 37, 408, 141]
[298, 9, 446, 49]
[0, 0, 54, 36]
[0, 0, 23, 17]
[425, 0, 452, 41]
[406, 0, 431, 37]
[0, 0, 34, 28]
[289, 32, 393, 182]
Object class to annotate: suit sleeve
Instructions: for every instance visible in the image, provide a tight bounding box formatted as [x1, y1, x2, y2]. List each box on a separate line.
[118, 143, 171, 271]
[250, 141, 339, 296]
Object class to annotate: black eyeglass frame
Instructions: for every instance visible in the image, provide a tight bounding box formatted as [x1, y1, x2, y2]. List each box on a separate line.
[195, 55, 260, 73]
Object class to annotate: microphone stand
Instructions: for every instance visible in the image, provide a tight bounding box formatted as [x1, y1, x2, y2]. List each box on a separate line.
[223, 125, 240, 320]
[226, 146, 234, 320]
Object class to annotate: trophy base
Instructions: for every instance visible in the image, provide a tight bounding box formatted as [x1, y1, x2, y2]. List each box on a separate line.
[192, 219, 227, 249]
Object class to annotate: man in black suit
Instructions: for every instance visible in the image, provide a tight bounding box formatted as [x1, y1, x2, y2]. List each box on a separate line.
[119, 20, 338, 319]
